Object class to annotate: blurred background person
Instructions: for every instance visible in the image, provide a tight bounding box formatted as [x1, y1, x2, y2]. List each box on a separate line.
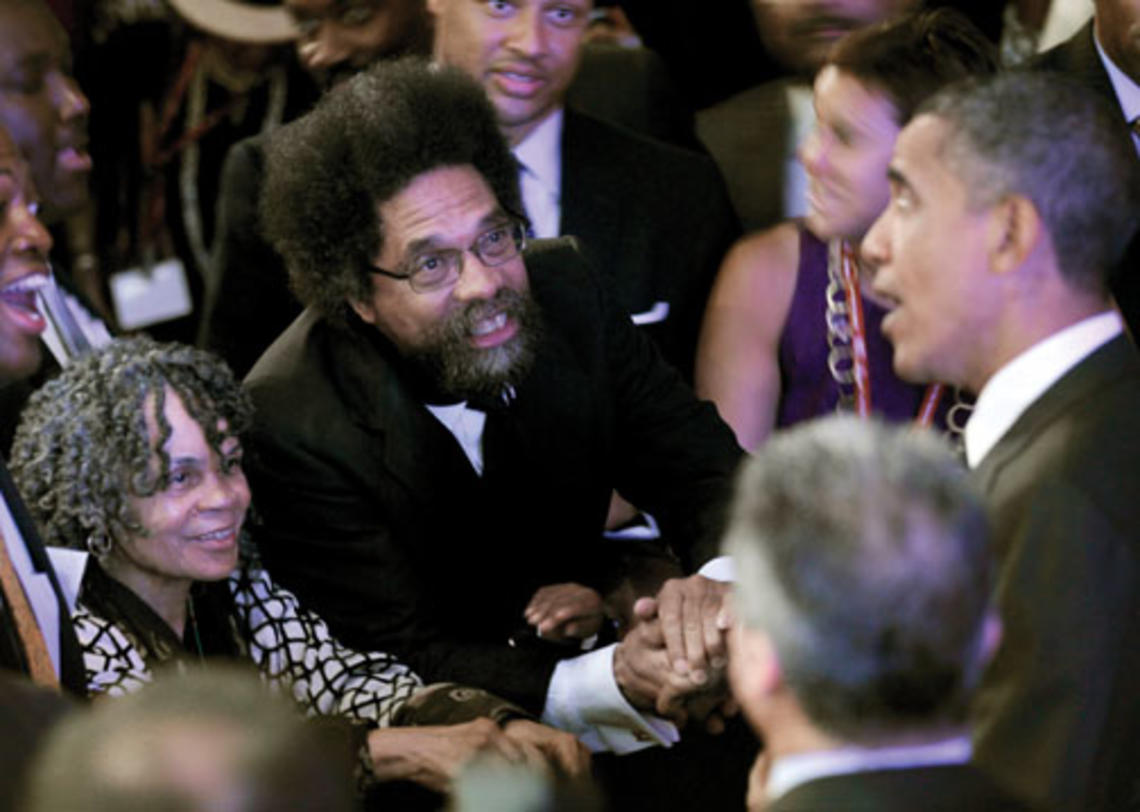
[696, 9, 996, 452]
[724, 416, 1029, 811]
[25, 666, 359, 812]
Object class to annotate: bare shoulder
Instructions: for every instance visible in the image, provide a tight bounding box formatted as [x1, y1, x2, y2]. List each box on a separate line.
[707, 221, 801, 325]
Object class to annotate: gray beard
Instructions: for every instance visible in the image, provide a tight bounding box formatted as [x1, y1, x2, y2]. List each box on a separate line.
[406, 286, 542, 403]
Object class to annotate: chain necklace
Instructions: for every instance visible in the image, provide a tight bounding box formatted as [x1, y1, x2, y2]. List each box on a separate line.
[824, 239, 955, 432]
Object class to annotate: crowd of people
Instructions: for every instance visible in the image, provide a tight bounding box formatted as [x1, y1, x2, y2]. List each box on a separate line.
[0, 0, 1138, 810]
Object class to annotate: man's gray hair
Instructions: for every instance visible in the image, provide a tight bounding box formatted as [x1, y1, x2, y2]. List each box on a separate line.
[919, 70, 1140, 294]
[725, 416, 990, 743]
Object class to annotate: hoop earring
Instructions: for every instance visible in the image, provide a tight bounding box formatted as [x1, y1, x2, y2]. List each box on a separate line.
[86, 533, 112, 558]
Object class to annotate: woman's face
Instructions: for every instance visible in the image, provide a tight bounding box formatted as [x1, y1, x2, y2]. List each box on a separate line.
[0, 128, 52, 384]
[108, 388, 250, 597]
[798, 65, 900, 242]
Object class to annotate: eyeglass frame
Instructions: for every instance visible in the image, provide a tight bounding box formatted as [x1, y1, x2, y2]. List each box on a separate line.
[367, 217, 529, 293]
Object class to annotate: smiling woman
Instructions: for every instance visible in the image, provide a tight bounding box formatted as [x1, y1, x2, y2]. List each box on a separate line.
[695, 9, 997, 452]
[8, 336, 591, 795]
[0, 125, 51, 384]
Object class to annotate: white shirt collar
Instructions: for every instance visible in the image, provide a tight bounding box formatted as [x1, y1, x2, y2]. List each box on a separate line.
[964, 311, 1122, 468]
[767, 736, 972, 803]
[425, 401, 487, 476]
[1094, 29, 1140, 152]
[512, 107, 564, 201]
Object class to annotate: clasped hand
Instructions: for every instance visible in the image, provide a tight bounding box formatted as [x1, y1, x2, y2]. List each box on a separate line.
[612, 574, 738, 731]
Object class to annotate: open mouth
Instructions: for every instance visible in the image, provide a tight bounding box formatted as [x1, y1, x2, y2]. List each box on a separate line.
[467, 309, 518, 349]
[491, 67, 547, 97]
[57, 145, 92, 173]
[0, 273, 50, 334]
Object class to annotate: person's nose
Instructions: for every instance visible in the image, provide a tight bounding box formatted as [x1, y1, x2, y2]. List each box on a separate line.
[797, 126, 825, 173]
[11, 201, 53, 257]
[503, 7, 548, 57]
[52, 73, 90, 123]
[198, 466, 248, 514]
[451, 252, 502, 302]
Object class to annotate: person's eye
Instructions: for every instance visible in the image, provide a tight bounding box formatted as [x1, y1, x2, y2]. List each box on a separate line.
[222, 453, 243, 473]
[414, 253, 444, 273]
[168, 469, 197, 488]
[485, 0, 514, 18]
[546, 4, 583, 26]
[832, 125, 854, 147]
[0, 70, 45, 95]
[340, 3, 375, 26]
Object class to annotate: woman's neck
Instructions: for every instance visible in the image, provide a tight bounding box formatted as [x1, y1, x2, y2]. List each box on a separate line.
[100, 556, 193, 637]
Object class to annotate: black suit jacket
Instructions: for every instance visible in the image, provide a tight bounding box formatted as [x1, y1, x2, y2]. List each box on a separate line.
[768, 764, 1032, 812]
[201, 108, 737, 382]
[243, 239, 742, 712]
[1031, 24, 1140, 336]
[559, 108, 738, 381]
[970, 335, 1140, 810]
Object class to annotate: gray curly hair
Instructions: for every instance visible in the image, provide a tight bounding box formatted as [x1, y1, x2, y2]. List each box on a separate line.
[10, 337, 253, 550]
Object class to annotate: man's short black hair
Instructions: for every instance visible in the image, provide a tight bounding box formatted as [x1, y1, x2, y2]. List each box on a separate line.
[261, 57, 524, 323]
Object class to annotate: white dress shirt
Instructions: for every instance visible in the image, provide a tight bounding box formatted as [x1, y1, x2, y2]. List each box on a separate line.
[424, 400, 677, 753]
[964, 311, 1122, 468]
[513, 109, 564, 239]
[1095, 30, 1140, 155]
[766, 736, 972, 803]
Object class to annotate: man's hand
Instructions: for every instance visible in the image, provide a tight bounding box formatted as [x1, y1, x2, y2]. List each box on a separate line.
[524, 583, 605, 642]
[647, 574, 732, 682]
[502, 719, 592, 777]
[367, 718, 542, 793]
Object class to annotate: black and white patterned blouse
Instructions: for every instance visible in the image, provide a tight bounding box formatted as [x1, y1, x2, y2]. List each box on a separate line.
[73, 558, 422, 727]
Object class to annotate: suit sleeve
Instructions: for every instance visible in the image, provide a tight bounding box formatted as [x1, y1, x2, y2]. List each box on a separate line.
[579, 248, 744, 571]
[971, 477, 1139, 809]
[244, 398, 567, 715]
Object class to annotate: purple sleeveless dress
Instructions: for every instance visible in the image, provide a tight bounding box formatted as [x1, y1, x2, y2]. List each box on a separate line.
[776, 228, 946, 428]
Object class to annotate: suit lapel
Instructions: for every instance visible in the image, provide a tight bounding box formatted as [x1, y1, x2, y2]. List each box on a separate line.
[324, 320, 481, 506]
[559, 109, 622, 273]
[974, 335, 1137, 494]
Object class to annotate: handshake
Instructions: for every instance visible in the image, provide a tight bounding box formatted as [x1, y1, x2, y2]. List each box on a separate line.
[612, 573, 738, 732]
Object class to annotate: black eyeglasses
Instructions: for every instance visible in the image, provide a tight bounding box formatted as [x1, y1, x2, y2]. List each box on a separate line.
[369, 220, 528, 293]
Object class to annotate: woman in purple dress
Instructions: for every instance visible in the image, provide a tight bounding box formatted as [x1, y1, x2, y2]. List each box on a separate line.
[696, 9, 996, 451]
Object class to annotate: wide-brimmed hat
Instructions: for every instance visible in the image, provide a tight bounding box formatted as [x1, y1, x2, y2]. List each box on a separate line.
[166, 0, 299, 44]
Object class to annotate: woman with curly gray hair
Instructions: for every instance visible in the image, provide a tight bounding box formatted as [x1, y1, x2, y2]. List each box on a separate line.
[10, 336, 588, 793]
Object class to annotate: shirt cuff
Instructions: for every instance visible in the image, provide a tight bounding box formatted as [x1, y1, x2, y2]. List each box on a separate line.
[698, 555, 735, 582]
[541, 644, 679, 754]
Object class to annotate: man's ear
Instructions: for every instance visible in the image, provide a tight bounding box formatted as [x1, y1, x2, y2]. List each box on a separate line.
[987, 195, 1044, 276]
[730, 625, 783, 709]
[349, 297, 378, 325]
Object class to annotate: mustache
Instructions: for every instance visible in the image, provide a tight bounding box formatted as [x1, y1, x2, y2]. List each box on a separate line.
[457, 287, 529, 332]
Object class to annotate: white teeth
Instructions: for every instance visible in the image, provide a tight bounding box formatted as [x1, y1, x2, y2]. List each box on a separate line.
[471, 312, 507, 337]
[2, 275, 50, 295]
[193, 528, 232, 542]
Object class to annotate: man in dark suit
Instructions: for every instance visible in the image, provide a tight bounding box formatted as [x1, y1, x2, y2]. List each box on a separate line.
[724, 416, 1027, 811]
[427, 0, 737, 383]
[863, 71, 1140, 810]
[245, 60, 753, 806]
[1031, 0, 1140, 336]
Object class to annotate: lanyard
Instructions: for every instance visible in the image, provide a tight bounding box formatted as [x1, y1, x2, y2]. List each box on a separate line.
[837, 241, 945, 429]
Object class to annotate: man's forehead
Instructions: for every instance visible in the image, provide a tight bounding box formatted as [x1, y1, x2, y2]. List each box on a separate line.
[0, 4, 64, 68]
[892, 115, 951, 182]
[378, 165, 504, 247]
